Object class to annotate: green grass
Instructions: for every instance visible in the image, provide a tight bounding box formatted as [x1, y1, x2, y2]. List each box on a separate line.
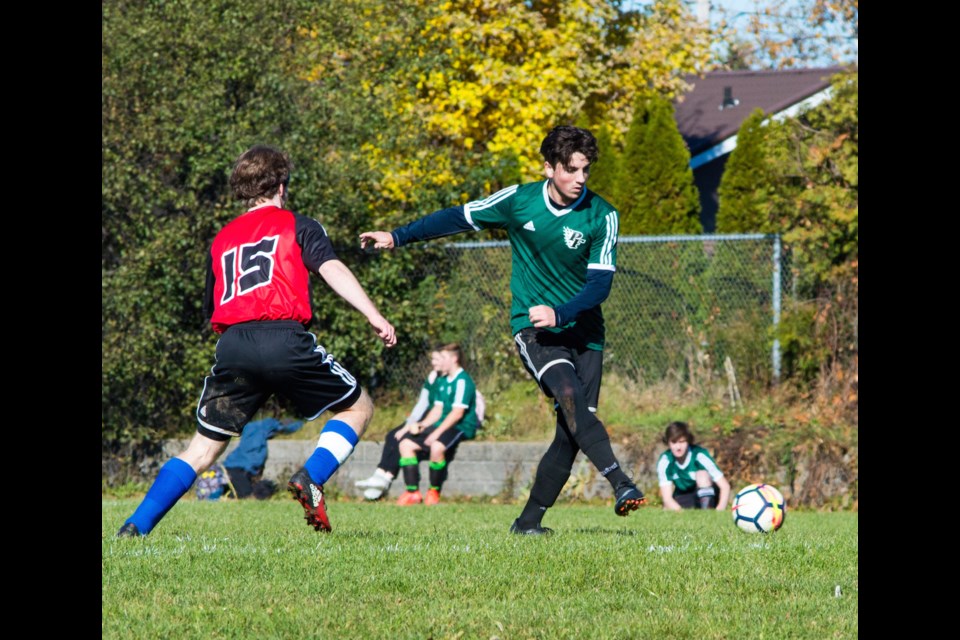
[103, 500, 858, 639]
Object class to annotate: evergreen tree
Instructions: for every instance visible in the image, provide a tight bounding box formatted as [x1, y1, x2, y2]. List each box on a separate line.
[618, 98, 701, 234]
[588, 123, 619, 204]
[716, 109, 777, 232]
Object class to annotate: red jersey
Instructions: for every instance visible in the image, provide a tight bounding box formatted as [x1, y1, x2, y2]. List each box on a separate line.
[204, 206, 337, 333]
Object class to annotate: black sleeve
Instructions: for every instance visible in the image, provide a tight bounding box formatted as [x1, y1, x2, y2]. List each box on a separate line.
[294, 212, 339, 272]
[202, 251, 215, 321]
[391, 206, 474, 247]
[553, 269, 614, 326]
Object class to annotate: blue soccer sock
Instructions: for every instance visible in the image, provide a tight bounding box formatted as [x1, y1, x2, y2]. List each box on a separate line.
[304, 420, 359, 486]
[124, 458, 197, 535]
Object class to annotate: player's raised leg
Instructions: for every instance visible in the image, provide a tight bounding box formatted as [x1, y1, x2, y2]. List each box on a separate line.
[288, 388, 374, 531]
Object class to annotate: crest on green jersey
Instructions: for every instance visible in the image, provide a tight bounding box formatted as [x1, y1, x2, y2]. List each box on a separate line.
[563, 226, 586, 249]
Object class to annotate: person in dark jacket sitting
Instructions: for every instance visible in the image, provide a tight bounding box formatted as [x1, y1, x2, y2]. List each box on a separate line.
[224, 417, 304, 499]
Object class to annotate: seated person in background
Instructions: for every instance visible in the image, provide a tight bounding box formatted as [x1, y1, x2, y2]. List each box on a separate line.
[355, 350, 443, 500]
[396, 343, 480, 506]
[223, 417, 304, 499]
[657, 421, 730, 511]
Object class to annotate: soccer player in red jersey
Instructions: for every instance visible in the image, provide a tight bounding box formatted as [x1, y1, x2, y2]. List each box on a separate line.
[119, 145, 396, 536]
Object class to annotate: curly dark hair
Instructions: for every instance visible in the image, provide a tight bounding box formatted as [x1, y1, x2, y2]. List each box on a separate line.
[539, 126, 599, 169]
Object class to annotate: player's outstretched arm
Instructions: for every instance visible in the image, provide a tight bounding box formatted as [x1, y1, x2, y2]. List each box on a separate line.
[317, 259, 397, 347]
[361, 206, 476, 251]
[359, 231, 395, 250]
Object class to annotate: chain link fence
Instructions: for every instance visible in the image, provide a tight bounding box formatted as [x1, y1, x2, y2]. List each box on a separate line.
[382, 234, 788, 391]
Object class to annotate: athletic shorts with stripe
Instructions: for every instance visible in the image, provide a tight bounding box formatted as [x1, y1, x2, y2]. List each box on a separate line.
[196, 320, 361, 441]
[416, 424, 466, 452]
[513, 327, 603, 411]
[391, 426, 462, 463]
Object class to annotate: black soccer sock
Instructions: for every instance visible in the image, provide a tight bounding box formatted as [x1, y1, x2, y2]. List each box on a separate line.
[517, 423, 578, 527]
[697, 486, 717, 509]
[379, 423, 406, 476]
[399, 456, 420, 491]
[429, 459, 447, 490]
[517, 502, 548, 528]
[579, 435, 630, 489]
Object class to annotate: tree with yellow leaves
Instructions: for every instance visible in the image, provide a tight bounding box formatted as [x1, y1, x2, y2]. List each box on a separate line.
[303, 0, 714, 222]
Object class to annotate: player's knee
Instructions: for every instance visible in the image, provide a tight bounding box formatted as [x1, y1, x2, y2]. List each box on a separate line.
[348, 387, 375, 429]
[552, 382, 578, 405]
[695, 470, 712, 487]
[553, 393, 579, 425]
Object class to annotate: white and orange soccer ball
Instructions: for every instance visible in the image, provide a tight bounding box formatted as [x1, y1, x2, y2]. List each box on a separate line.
[731, 483, 786, 533]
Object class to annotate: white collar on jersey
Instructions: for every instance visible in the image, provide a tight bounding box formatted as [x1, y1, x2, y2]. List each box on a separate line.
[542, 180, 587, 216]
[674, 450, 693, 469]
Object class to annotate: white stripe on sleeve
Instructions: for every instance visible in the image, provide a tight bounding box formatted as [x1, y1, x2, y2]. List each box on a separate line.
[657, 456, 672, 486]
[464, 185, 518, 229]
[452, 379, 468, 408]
[696, 451, 724, 481]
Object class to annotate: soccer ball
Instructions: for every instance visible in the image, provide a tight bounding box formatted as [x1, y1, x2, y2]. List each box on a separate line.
[731, 484, 786, 533]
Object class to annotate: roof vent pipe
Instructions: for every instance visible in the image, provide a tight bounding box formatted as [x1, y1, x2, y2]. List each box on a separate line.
[720, 86, 740, 110]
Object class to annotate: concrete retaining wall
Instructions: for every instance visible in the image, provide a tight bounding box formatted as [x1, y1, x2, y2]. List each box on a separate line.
[163, 439, 648, 500]
[160, 436, 856, 506]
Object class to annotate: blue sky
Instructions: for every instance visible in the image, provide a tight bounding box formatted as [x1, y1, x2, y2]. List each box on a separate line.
[626, 0, 858, 68]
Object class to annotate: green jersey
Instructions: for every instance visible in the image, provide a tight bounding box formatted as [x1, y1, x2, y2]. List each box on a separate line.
[464, 181, 619, 350]
[430, 367, 480, 439]
[656, 445, 724, 493]
[407, 370, 441, 423]
[424, 370, 441, 403]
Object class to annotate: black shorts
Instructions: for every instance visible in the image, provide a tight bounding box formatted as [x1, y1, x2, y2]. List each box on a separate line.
[394, 427, 432, 458]
[513, 327, 603, 411]
[673, 484, 719, 509]
[402, 426, 465, 454]
[196, 321, 360, 441]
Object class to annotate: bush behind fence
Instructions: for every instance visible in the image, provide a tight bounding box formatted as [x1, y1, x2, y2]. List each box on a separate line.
[378, 234, 788, 392]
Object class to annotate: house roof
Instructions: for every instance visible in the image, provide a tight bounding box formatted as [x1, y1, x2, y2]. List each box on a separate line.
[675, 67, 844, 156]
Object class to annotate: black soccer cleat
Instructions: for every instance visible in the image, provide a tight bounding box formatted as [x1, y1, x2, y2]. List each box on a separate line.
[287, 468, 332, 532]
[116, 522, 142, 538]
[614, 484, 646, 516]
[509, 518, 554, 536]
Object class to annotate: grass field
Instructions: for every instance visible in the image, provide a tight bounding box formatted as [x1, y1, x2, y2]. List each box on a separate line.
[102, 499, 857, 639]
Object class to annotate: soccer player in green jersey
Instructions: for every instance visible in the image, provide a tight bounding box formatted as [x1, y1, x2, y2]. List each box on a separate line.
[657, 422, 730, 510]
[361, 126, 645, 534]
[396, 343, 480, 505]
[354, 349, 444, 500]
